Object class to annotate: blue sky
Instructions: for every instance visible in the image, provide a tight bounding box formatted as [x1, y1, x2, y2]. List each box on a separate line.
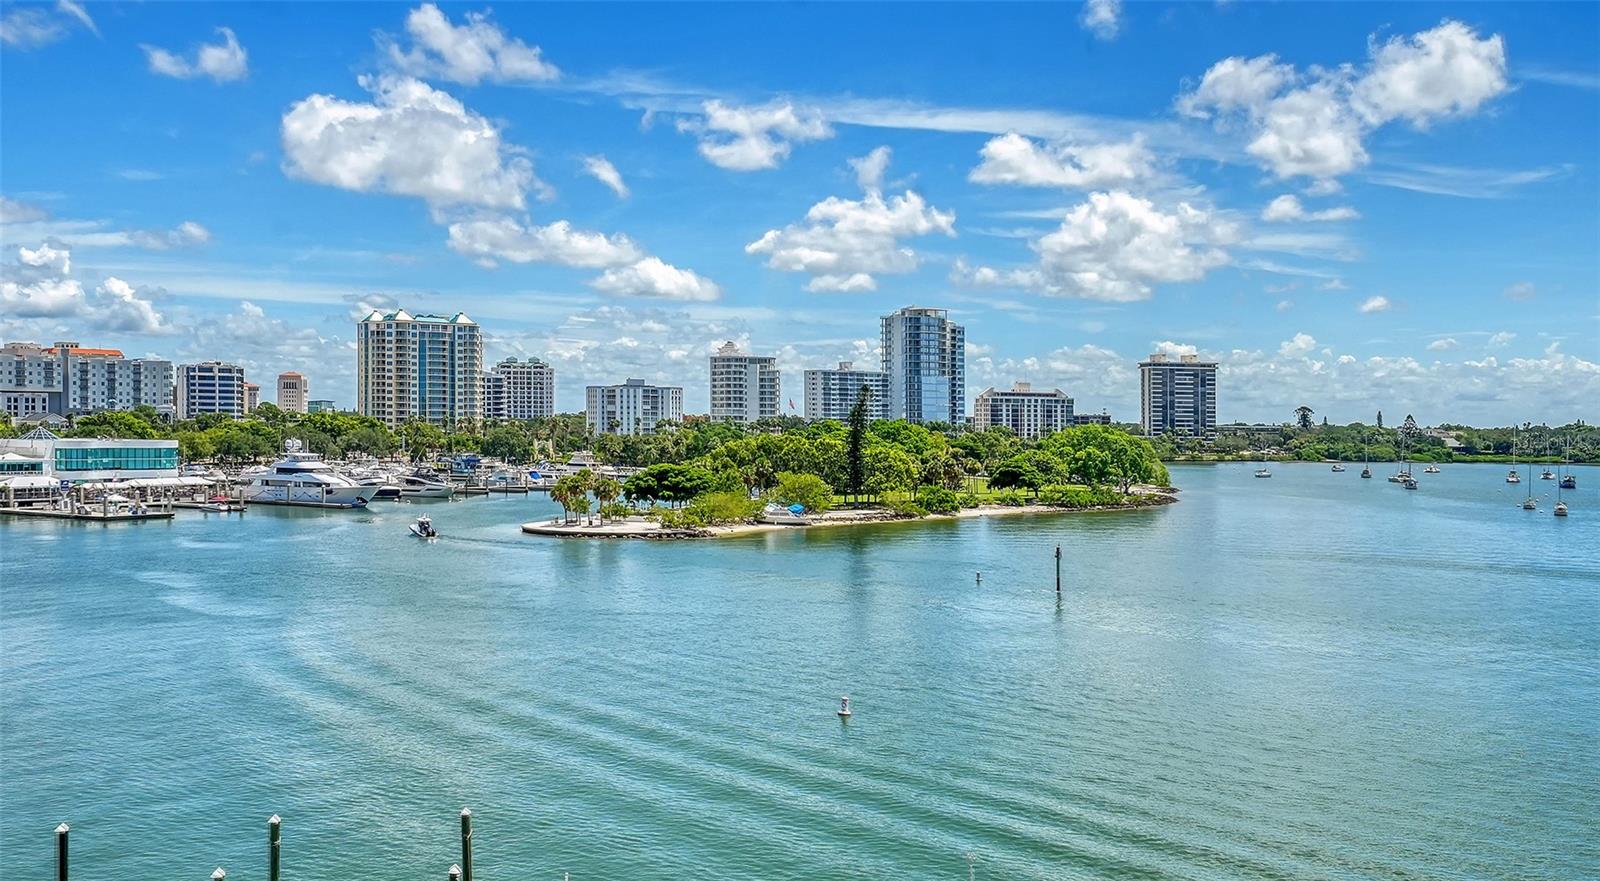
[2, 1, 1596, 424]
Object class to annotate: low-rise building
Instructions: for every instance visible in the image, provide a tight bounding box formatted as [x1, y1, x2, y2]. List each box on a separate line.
[972, 382, 1074, 439]
[585, 379, 683, 436]
[0, 429, 182, 504]
[307, 399, 336, 414]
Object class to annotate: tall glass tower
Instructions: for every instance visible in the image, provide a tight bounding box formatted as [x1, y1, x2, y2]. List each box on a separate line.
[880, 307, 965, 425]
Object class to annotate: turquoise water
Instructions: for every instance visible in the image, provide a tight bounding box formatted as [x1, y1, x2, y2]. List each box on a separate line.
[2, 463, 1597, 880]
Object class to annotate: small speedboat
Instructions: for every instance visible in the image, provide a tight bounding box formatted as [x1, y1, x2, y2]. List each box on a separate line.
[1254, 467, 1272, 478]
[1331, 464, 1346, 472]
[1423, 465, 1440, 474]
[837, 696, 852, 718]
[409, 515, 439, 539]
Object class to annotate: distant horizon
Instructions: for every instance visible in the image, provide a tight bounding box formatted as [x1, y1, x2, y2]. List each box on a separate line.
[3, 3, 1596, 425]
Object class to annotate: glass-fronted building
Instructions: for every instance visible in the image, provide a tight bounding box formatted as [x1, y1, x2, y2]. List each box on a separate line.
[880, 307, 965, 425]
[0, 433, 181, 482]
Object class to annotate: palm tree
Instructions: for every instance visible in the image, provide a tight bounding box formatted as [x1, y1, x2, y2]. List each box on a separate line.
[593, 476, 623, 524]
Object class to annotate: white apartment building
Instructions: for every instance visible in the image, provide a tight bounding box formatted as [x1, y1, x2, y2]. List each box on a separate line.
[178, 361, 247, 419]
[709, 341, 780, 423]
[356, 309, 483, 427]
[1140, 353, 1218, 437]
[277, 372, 309, 413]
[1, 341, 174, 418]
[483, 357, 555, 420]
[973, 382, 1074, 439]
[803, 361, 888, 422]
[585, 379, 683, 436]
[881, 307, 965, 425]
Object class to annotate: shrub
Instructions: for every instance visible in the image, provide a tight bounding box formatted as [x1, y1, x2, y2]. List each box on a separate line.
[1038, 485, 1124, 508]
[994, 489, 1028, 507]
[883, 498, 928, 518]
[959, 491, 983, 509]
[599, 501, 632, 520]
[917, 485, 960, 514]
[687, 491, 763, 525]
[653, 507, 708, 530]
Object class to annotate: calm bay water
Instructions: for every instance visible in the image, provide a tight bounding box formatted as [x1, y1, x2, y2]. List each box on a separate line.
[2, 463, 1597, 880]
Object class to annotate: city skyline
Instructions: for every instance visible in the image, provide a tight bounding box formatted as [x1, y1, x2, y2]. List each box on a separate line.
[2, 2, 1597, 425]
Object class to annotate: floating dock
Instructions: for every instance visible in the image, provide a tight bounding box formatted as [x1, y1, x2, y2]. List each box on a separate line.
[0, 507, 174, 522]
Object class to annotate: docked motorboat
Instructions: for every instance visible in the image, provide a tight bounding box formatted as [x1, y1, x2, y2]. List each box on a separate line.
[348, 467, 402, 500]
[241, 440, 378, 508]
[199, 495, 240, 513]
[401, 469, 453, 499]
[760, 502, 809, 525]
[409, 514, 439, 538]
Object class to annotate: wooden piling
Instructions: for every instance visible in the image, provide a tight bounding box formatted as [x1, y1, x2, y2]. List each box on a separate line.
[54, 823, 68, 881]
[268, 814, 281, 881]
[459, 808, 473, 881]
[1055, 545, 1061, 592]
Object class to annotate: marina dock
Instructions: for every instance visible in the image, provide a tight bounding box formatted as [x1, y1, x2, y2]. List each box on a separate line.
[0, 506, 174, 522]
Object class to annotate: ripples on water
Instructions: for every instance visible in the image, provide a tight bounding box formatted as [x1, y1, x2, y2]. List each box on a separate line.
[2, 464, 1597, 879]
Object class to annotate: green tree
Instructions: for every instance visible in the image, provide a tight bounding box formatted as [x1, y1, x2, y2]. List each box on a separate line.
[845, 385, 871, 501]
[773, 471, 833, 513]
[592, 475, 623, 523]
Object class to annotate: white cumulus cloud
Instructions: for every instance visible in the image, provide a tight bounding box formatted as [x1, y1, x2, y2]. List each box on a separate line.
[1359, 295, 1392, 313]
[383, 3, 558, 85]
[1080, 0, 1122, 41]
[969, 132, 1154, 189]
[590, 257, 721, 302]
[955, 191, 1233, 302]
[445, 216, 642, 268]
[281, 74, 537, 210]
[143, 27, 249, 83]
[678, 100, 832, 171]
[1427, 337, 1458, 351]
[1178, 20, 1508, 181]
[1260, 194, 1360, 222]
[746, 150, 955, 292]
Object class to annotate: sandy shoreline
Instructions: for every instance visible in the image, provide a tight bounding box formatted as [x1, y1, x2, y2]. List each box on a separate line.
[521, 486, 1177, 540]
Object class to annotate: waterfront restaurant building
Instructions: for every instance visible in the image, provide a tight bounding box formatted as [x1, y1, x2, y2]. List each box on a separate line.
[973, 382, 1074, 439]
[585, 379, 683, 436]
[709, 341, 780, 424]
[0, 429, 183, 504]
[1140, 352, 1218, 437]
[356, 309, 484, 428]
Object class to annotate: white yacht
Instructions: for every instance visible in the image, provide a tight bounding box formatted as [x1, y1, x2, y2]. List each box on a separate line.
[242, 440, 379, 508]
[401, 468, 454, 499]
